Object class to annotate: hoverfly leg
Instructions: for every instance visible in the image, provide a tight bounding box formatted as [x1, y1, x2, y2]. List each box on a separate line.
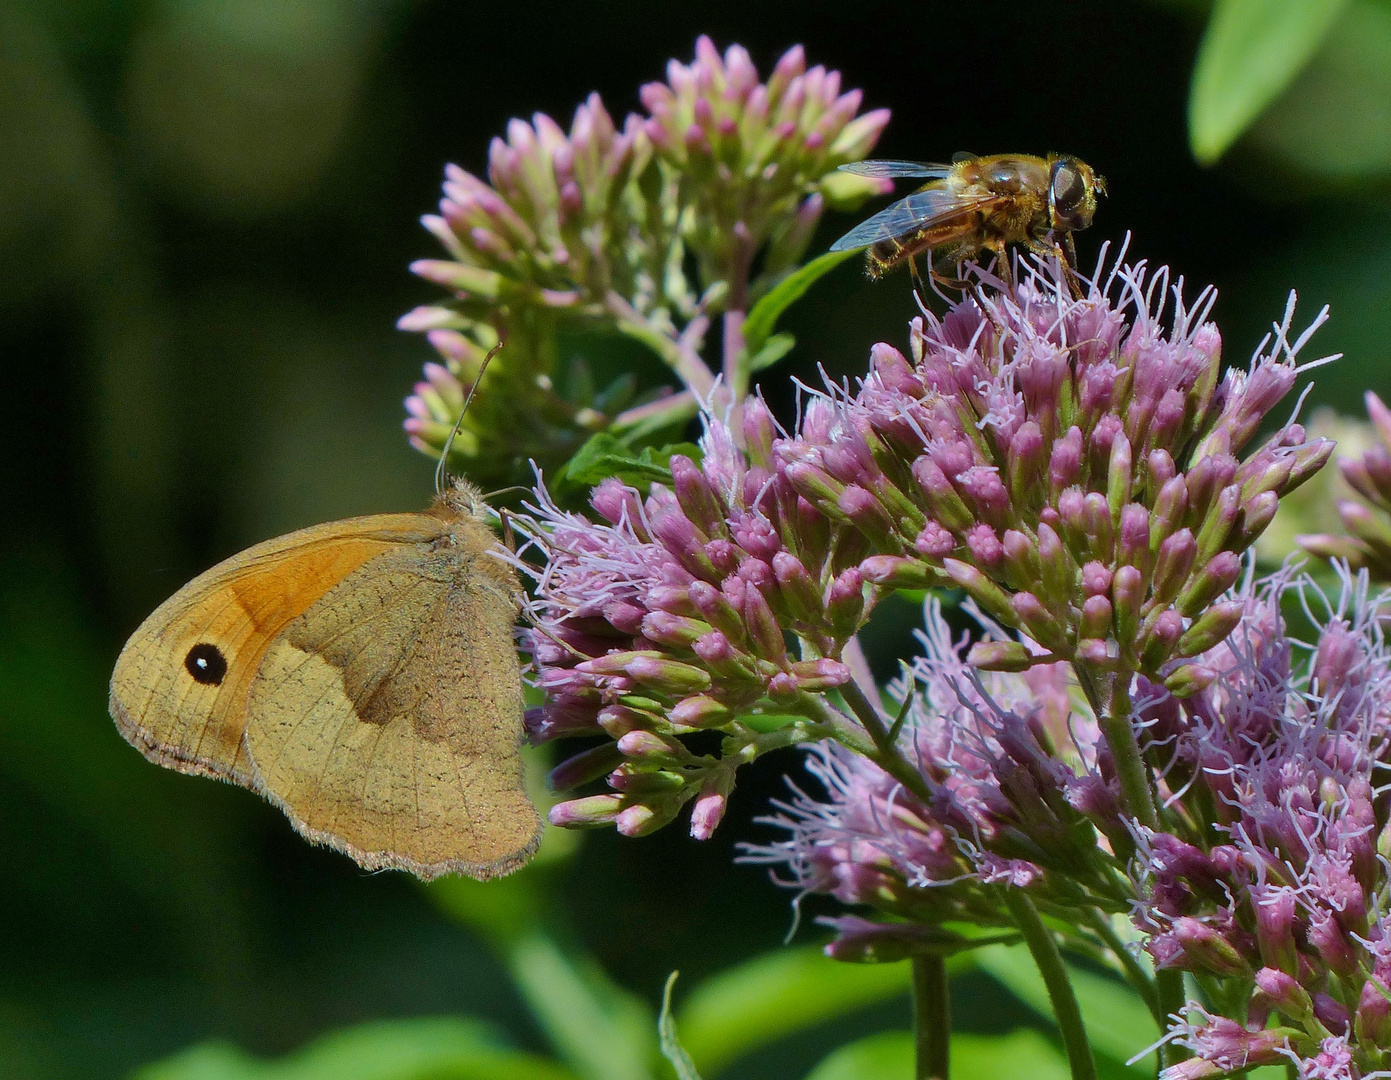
[1063, 230, 1079, 270]
[907, 254, 933, 311]
[1060, 232, 1088, 300]
[923, 250, 954, 306]
[927, 252, 970, 294]
[1049, 234, 1084, 300]
[992, 244, 1015, 293]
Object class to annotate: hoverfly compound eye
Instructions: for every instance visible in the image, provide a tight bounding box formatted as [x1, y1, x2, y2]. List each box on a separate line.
[1049, 158, 1094, 232]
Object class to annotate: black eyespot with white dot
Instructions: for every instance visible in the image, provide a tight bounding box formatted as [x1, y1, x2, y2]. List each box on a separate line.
[184, 643, 228, 686]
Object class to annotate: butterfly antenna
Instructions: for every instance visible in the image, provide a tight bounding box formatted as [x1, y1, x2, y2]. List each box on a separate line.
[435, 339, 505, 496]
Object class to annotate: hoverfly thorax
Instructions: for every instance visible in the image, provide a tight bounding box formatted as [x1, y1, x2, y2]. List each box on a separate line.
[1047, 156, 1103, 234]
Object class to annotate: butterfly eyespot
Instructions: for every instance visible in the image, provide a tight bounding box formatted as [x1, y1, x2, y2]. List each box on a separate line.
[184, 643, 228, 686]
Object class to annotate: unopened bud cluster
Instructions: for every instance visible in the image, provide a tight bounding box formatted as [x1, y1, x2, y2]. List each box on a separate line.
[778, 262, 1333, 695]
[401, 38, 889, 483]
[642, 36, 891, 284]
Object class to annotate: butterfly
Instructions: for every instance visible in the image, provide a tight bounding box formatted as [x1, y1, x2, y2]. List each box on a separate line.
[109, 478, 542, 881]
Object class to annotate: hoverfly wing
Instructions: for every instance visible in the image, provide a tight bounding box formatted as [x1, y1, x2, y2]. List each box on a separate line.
[829, 187, 998, 252]
[837, 160, 952, 179]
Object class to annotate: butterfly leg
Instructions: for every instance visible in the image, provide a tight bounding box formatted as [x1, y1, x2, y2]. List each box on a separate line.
[498, 506, 518, 554]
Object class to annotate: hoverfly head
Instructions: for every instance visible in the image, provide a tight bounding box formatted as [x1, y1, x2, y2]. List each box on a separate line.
[1047, 156, 1103, 233]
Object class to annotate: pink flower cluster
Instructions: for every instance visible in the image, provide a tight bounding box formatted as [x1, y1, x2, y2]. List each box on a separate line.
[1128, 571, 1391, 1078]
[744, 597, 1122, 930]
[513, 400, 872, 839]
[777, 253, 1334, 690]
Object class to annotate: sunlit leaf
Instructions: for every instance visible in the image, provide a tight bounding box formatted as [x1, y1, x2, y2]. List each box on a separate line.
[801, 1028, 1069, 1080]
[676, 945, 959, 1076]
[973, 944, 1156, 1075]
[506, 934, 655, 1080]
[134, 1018, 579, 1080]
[1189, 0, 1348, 163]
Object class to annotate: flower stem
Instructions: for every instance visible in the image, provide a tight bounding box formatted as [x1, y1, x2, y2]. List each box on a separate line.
[1003, 890, 1097, 1080]
[723, 307, 747, 405]
[912, 954, 950, 1080]
[722, 230, 753, 409]
[611, 389, 698, 436]
[836, 679, 937, 806]
[1097, 672, 1158, 833]
[1155, 969, 1189, 1068]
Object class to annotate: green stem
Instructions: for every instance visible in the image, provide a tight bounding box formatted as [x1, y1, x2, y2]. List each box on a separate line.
[1155, 969, 1189, 1069]
[836, 680, 937, 806]
[912, 954, 951, 1080]
[1096, 672, 1158, 833]
[1003, 890, 1097, 1080]
[723, 307, 748, 408]
[722, 231, 753, 408]
[607, 293, 714, 398]
[800, 694, 877, 757]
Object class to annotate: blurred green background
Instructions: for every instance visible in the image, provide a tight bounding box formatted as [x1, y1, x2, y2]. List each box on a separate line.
[4, 1, 1391, 1077]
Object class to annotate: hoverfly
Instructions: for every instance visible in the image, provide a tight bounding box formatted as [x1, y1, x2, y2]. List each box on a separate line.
[830, 153, 1105, 291]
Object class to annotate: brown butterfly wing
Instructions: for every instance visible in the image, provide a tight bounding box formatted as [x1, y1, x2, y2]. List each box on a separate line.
[242, 521, 542, 880]
[110, 514, 446, 788]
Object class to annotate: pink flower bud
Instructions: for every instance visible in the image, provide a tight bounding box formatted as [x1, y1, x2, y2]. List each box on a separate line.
[550, 794, 622, 828]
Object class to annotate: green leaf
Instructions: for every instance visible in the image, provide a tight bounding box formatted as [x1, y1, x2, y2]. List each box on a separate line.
[746, 331, 797, 374]
[1189, 0, 1348, 163]
[1244, 0, 1391, 181]
[802, 1028, 1069, 1080]
[134, 1018, 579, 1080]
[973, 944, 1156, 1075]
[560, 433, 703, 488]
[506, 933, 655, 1080]
[658, 973, 704, 1080]
[676, 945, 960, 1076]
[738, 247, 862, 374]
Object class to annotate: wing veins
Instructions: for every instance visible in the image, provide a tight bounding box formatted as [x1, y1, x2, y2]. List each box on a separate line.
[830, 188, 1002, 251]
[839, 160, 952, 178]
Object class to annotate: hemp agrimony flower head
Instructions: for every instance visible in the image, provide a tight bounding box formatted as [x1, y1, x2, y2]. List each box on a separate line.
[1299, 391, 1391, 581]
[1123, 571, 1391, 1079]
[512, 397, 872, 839]
[745, 597, 1121, 941]
[779, 252, 1335, 696]
[517, 252, 1337, 850]
[400, 38, 889, 487]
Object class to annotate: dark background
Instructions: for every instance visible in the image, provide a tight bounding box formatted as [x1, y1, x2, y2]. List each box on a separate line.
[4, 1, 1389, 1076]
